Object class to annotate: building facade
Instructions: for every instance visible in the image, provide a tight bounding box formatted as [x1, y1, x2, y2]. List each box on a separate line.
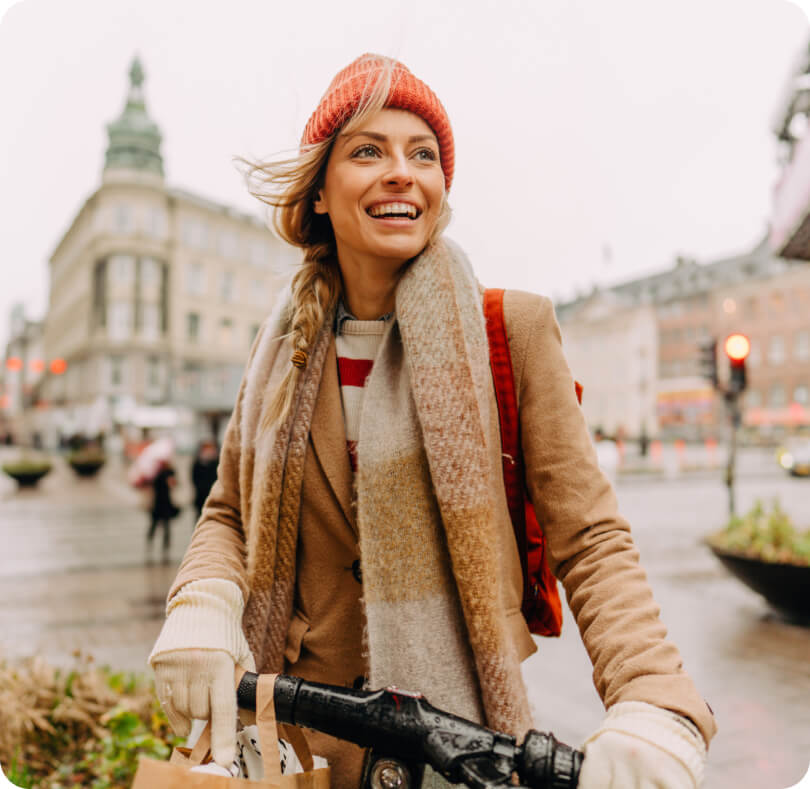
[554, 291, 658, 440]
[38, 58, 292, 448]
[556, 241, 810, 441]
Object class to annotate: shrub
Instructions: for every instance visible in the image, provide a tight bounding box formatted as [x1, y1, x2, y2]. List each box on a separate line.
[708, 499, 810, 566]
[0, 655, 180, 788]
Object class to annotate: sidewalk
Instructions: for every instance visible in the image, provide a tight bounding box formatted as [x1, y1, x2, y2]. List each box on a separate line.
[0, 449, 196, 670]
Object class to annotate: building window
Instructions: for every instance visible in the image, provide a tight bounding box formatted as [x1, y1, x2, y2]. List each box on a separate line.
[795, 384, 809, 405]
[113, 203, 132, 234]
[186, 262, 205, 296]
[220, 271, 236, 303]
[794, 330, 810, 362]
[147, 356, 161, 389]
[108, 302, 132, 341]
[149, 207, 168, 239]
[182, 219, 208, 249]
[109, 355, 125, 387]
[769, 383, 786, 408]
[768, 335, 785, 366]
[218, 231, 239, 259]
[93, 260, 107, 328]
[141, 257, 162, 288]
[187, 312, 201, 343]
[249, 279, 267, 307]
[769, 291, 785, 316]
[110, 254, 135, 285]
[250, 241, 269, 268]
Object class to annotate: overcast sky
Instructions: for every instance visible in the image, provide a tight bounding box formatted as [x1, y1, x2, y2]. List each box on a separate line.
[1, 0, 808, 351]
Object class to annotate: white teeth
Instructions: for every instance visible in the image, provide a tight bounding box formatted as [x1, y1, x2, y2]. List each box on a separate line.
[368, 202, 418, 218]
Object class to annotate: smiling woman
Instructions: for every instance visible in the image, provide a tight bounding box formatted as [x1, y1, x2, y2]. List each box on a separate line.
[312, 109, 447, 316]
[148, 53, 717, 789]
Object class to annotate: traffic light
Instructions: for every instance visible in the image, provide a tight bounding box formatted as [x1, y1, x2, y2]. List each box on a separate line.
[698, 339, 718, 388]
[724, 333, 750, 394]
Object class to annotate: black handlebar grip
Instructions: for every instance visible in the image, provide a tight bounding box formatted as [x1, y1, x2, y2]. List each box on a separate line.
[237, 671, 301, 725]
[521, 730, 583, 789]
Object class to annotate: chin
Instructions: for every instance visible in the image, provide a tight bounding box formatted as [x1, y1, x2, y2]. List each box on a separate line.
[372, 239, 429, 263]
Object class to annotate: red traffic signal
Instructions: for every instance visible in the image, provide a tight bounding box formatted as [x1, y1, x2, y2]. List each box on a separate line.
[724, 333, 749, 394]
[724, 334, 750, 362]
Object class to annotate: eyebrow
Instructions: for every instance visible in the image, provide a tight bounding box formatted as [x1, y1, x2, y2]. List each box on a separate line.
[340, 131, 438, 145]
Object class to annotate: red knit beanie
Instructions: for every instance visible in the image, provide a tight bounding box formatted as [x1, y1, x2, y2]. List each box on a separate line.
[302, 53, 454, 190]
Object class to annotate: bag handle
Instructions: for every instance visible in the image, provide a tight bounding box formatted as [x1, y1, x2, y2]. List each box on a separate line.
[245, 668, 316, 777]
[180, 668, 316, 778]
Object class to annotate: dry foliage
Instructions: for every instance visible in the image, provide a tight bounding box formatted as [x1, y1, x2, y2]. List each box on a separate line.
[0, 653, 178, 788]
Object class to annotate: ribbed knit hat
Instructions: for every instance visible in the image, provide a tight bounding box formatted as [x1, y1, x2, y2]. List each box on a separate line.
[302, 53, 454, 190]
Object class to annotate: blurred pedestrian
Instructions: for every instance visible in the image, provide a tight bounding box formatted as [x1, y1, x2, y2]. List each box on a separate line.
[147, 458, 180, 562]
[191, 438, 219, 522]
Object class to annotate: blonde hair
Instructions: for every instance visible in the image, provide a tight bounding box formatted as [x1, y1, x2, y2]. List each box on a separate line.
[241, 55, 451, 428]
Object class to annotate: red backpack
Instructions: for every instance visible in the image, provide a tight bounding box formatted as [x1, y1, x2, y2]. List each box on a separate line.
[484, 289, 582, 638]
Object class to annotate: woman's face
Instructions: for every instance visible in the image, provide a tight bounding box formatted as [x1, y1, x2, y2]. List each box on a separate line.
[313, 108, 445, 273]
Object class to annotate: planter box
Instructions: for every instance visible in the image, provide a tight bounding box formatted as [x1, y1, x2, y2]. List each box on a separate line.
[2, 465, 52, 487]
[68, 458, 106, 477]
[708, 542, 810, 618]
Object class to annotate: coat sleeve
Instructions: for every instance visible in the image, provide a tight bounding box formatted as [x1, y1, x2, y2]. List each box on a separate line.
[167, 323, 271, 604]
[505, 290, 717, 747]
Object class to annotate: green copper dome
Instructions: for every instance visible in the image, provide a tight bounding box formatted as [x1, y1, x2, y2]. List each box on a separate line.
[104, 57, 164, 177]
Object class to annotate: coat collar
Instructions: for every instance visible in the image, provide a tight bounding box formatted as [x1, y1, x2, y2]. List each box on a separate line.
[309, 335, 357, 535]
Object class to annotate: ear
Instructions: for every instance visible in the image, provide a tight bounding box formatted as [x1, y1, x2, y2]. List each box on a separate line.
[312, 188, 328, 215]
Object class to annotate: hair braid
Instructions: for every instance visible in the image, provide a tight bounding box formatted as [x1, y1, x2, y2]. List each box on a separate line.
[263, 248, 341, 429]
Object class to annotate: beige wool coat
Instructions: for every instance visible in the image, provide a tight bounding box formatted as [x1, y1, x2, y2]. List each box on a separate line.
[169, 290, 717, 787]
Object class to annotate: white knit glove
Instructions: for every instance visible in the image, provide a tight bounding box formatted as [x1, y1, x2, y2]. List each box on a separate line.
[149, 578, 256, 767]
[579, 701, 707, 788]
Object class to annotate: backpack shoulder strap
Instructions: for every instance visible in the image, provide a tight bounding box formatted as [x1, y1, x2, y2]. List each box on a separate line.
[483, 288, 530, 591]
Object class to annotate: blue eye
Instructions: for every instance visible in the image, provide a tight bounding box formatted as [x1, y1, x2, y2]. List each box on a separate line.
[414, 148, 437, 161]
[351, 144, 380, 159]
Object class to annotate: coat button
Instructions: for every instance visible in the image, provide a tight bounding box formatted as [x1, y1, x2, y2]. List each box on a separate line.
[351, 559, 362, 584]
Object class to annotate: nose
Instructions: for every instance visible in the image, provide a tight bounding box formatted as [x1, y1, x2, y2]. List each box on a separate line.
[383, 151, 413, 187]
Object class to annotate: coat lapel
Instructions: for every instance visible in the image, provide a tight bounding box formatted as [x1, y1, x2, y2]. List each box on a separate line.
[309, 336, 357, 534]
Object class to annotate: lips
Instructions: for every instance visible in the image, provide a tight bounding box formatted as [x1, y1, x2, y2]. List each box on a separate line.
[366, 201, 421, 219]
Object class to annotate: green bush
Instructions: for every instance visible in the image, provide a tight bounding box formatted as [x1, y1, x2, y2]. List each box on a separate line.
[0, 656, 181, 789]
[67, 449, 106, 465]
[708, 499, 810, 566]
[2, 460, 52, 475]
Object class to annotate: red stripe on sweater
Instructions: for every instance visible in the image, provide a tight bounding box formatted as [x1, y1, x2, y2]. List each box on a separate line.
[338, 357, 374, 388]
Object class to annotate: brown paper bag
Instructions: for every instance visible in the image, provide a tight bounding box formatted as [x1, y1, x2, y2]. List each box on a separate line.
[132, 674, 330, 788]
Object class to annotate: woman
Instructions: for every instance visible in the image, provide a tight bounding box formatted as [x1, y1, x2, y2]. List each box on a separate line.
[149, 54, 716, 788]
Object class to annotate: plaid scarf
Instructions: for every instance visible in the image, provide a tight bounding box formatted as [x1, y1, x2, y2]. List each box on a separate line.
[241, 238, 532, 736]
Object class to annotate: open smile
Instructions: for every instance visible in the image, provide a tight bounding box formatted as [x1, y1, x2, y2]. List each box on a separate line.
[366, 201, 422, 220]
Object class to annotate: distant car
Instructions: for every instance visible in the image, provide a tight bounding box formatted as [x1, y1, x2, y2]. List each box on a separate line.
[778, 439, 810, 477]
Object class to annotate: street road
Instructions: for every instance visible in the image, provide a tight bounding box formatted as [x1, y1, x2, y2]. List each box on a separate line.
[1, 450, 809, 788]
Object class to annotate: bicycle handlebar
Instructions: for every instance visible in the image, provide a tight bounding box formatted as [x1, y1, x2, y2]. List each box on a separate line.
[237, 671, 581, 789]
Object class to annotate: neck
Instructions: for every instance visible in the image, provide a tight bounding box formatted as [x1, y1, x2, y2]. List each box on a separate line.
[338, 253, 407, 320]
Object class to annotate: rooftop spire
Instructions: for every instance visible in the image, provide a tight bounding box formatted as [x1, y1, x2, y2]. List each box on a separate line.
[103, 55, 164, 179]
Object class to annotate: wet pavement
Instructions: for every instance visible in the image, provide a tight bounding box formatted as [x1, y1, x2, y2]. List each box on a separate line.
[1, 448, 809, 788]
